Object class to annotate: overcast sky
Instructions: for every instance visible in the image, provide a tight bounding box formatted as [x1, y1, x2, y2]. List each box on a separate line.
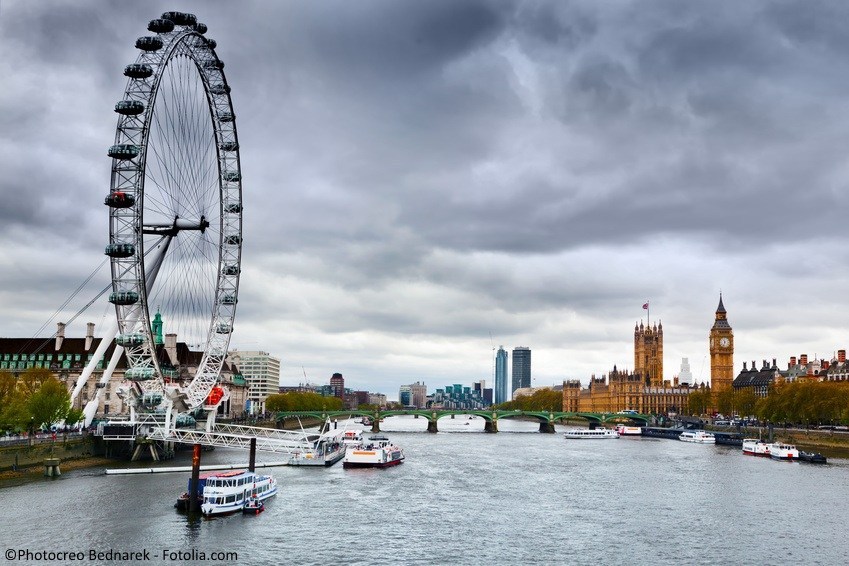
[2, 0, 849, 399]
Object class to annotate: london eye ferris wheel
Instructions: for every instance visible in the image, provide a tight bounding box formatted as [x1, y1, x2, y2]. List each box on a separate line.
[104, 11, 242, 415]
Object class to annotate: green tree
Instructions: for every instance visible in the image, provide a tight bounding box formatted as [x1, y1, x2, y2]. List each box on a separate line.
[65, 407, 84, 426]
[496, 389, 562, 412]
[18, 367, 52, 398]
[716, 389, 735, 416]
[266, 392, 344, 412]
[27, 377, 70, 429]
[687, 388, 710, 416]
[733, 389, 758, 417]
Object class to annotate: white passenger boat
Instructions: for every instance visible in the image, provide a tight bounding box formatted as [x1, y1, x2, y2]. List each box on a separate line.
[343, 434, 405, 468]
[563, 428, 619, 439]
[288, 426, 348, 467]
[614, 424, 643, 436]
[199, 469, 277, 516]
[742, 438, 771, 457]
[342, 429, 363, 446]
[769, 443, 799, 461]
[678, 430, 715, 444]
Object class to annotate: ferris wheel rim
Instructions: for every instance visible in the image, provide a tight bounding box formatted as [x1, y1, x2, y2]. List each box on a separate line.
[106, 12, 242, 411]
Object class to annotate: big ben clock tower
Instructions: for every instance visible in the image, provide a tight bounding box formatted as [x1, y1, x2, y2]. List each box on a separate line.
[709, 294, 734, 392]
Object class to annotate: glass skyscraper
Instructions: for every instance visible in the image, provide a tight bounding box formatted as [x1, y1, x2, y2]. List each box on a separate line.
[495, 346, 508, 404]
[511, 346, 531, 396]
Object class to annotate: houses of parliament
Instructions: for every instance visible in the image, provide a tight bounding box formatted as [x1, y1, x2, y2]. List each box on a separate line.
[562, 296, 733, 414]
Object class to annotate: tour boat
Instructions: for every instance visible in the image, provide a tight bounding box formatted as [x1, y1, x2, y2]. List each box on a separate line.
[741, 438, 771, 457]
[343, 435, 405, 468]
[199, 469, 277, 516]
[678, 430, 716, 444]
[563, 428, 619, 439]
[769, 443, 799, 461]
[614, 424, 643, 436]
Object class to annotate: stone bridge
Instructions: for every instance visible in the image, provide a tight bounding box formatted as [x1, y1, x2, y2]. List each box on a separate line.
[275, 409, 651, 433]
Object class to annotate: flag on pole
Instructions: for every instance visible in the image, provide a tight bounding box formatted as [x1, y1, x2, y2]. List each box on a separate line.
[642, 302, 649, 310]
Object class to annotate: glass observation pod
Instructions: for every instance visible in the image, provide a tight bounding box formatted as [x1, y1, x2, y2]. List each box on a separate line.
[115, 333, 145, 347]
[162, 11, 197, 26]
[105, 243, 135, 258]
[135, 36, 163, 52]
[124, 64, 153, 79]
[215, 323, 232, 334]
[115, 100, 145, 116]
[219, 141, 238, 151]
[224, 234, 241, 245]
[108, 144, 140, 160]
[204, 59, 225, 70]
[220, 294, 237, 305]
[209, 84, 231, 95]
[224, 202, 242, 213]
[218, 112, 234, 123]
[162, 368, 179, 379]
[124, 367, 155, 381]
[175, 415, 196, 427]
[147, 18, 174, 33]
[141, 393, 163, 406]
[193, 22, 208, 34]
[95, 383, 107, 389]
[108, 290, 139, 306]
[206, 38, 217, 49]
[104, 191, 136, 208]
[222, 264, 240, 275]
[223, 171, 241, 182]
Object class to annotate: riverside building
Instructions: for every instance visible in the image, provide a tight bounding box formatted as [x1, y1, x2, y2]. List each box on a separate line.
[1, 320, 246, 419]
[227, 350, 280, 414]
[561, 306, 696, 415]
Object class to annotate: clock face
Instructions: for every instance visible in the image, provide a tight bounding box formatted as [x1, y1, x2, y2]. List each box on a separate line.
[719, 337, 730, 348]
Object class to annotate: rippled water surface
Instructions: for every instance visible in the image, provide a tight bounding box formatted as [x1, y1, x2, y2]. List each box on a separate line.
[3, 416, 848, 565]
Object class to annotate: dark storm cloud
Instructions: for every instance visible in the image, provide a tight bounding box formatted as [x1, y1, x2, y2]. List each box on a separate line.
[4, 0, 849, 389]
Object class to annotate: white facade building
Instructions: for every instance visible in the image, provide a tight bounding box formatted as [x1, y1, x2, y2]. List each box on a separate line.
[227, 350, 280, 414]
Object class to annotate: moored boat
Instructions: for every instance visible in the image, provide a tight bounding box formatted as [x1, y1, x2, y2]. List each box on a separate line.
[199, 469, 277, 516]
[679, 430, 715, 444]
[564, 428, 619, 439]
[741, 438, 771, 457]
[242, 498, 264, 515]
[769, 443, 799, 461]
[343, 434, 405, 468]
[799, 450, 827, 464]
[289, 427, 348, 467]
[342, 429, 363, 446]
[614, 424, 643, 436]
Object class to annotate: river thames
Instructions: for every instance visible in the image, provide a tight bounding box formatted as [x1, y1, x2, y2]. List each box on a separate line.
[2, 416, 847, 565]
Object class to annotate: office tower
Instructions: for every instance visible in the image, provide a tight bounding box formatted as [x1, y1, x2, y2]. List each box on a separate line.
[495, 346, 508, 404]
[330, 372, 345, 398]
[228, 350, 281, 414]
[511, 346, 531, 396]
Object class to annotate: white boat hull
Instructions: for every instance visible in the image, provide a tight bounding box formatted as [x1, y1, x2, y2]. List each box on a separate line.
[769, 443, 799, 460]
[200, 471, 277, 516]
[564, 429, 619, 439]
[679, 431, 715, 444]
[742, 439, 770, 456]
